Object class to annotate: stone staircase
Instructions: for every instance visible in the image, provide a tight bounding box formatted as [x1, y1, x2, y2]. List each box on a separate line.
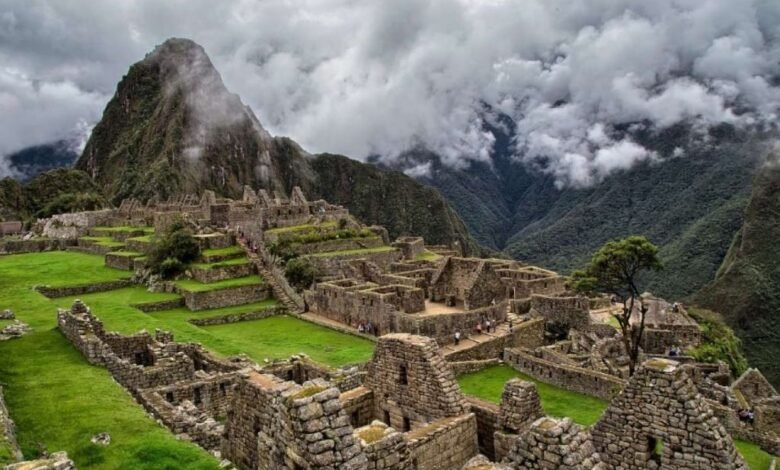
[237, 237, 304, 314]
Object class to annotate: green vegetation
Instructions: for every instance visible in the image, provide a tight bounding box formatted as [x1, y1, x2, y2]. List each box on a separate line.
[201, 246, 244, 257]
[284, 257, 320, 290]
[572, 236, 662, 376]
[80, 236, 125, 248]
[202, 316, 373, 366]
[694, 164, 780, 387]
[127, 235, 152, 243]
[0, 169, 109, 222]
[308, 246, 396, 258]
[265, 222, 337, 234]
[93, 226, 154, 234]
[107, 251, 144, 258]
[735, 440, 774, 470]
[687, 307, 748, 376]
[147, 220, 201, 278]
[175, 275, 264, 292]
[415, 250, 442, 261]
[457, 365, 608, 426]
[0, 252, 218, 469]
[191, 257, 251, 270]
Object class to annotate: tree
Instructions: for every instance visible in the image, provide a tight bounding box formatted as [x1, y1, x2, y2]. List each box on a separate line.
[147, 220, 201, 279]
[285, 257, 320, 291]
[572, 236, 662, 376]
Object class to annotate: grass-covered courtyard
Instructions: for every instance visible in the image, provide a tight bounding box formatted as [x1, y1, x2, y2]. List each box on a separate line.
[457, 364, 608, 426]
[0, 251, 374, 469]
[456, 364, 774, 469]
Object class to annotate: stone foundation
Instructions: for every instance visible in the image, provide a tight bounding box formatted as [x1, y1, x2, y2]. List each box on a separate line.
[180, 283, 270, 311]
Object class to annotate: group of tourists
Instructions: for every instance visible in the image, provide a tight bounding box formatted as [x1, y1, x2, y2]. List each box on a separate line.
[475, 316, 497, 335]
[667, 345, 683, 357]
[357, 320, 377, 336]
[738, 408, 755, 424]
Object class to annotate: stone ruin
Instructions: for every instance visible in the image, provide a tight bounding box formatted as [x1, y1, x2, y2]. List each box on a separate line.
[56, 301, 484, 469]
[591, 358, 748, 469]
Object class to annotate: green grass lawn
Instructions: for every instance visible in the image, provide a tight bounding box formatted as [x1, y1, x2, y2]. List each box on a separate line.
[79, 237, 125, 248]
[106, 251, 144, 258]
[201, 246, 244, 257]
[191, 257, 251, 270]
[201, 316, 374, 367]
[457, 364, 609, 426]
[0, 252, 218, 469]
[175, 275, 264, 292]
[415, 250, 442, 261]
[93, 226, 154, 234]
[309, 246, 396, 258]
[265, 222, 337, 234]
[126, 235, 152, 243]
[735, 440, 774, 470]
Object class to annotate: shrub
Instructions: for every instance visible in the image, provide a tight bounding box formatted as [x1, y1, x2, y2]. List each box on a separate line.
[285, 257, 319, 290]
[147, 220, 201, 279]
[687, 307, 748, 376]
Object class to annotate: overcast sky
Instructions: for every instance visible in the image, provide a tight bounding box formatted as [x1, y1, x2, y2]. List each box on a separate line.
[1, 0, 779, 185]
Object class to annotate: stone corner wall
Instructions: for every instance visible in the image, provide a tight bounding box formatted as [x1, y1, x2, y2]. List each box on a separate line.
[406, 413, 478, 470]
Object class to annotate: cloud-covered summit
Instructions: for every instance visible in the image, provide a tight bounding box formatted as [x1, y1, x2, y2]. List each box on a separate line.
[1, 0, 779, 186]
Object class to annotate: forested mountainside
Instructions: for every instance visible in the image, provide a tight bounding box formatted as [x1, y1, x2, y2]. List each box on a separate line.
[695, 160, 780, 386]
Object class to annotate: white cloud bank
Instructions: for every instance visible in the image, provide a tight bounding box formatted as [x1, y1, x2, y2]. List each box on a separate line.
[1, 0, 779, 185]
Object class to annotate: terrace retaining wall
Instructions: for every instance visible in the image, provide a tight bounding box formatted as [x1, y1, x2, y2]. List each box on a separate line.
[406, 413, 478, 470]
[180, 284, 270, 311]
[190, 262, 254, 283]
[503, 348, 625, 400]
[36, 279, 133, 298]
[188, 307, 286, 326]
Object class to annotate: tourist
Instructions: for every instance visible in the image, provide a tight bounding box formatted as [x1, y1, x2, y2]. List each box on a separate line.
[490, 318, 496, 332]
[509, 319, 513, 333]
[454, 330, 461, 346]
[357, 322, 365, 333]
[476, 322, 482, 334]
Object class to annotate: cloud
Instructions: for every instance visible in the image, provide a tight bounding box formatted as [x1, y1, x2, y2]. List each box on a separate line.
[1, 0, 779, 186]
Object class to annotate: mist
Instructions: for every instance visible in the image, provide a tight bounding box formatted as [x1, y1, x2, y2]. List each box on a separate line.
[1, 0, 779, 185]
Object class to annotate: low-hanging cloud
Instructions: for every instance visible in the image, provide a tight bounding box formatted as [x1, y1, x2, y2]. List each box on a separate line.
[1, 0, 779, 185]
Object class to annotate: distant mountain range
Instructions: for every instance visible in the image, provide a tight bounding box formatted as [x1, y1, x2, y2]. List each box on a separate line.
[2, 37, 778, 385]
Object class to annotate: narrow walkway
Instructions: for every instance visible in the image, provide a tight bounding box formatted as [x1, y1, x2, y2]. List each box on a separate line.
[298, 312, 378, 342]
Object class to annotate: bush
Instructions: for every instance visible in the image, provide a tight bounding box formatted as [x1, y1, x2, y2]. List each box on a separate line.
[687, 307, 749, 376]
[35, 191, 107, 218]
[285, 257, 319, 290]
[147, 220, 201, 279]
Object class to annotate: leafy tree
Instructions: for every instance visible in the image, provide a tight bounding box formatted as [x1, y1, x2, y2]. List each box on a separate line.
[285, 257, 319, 291]
[573, 236, 663, 376]
[147, 220, 201, 279]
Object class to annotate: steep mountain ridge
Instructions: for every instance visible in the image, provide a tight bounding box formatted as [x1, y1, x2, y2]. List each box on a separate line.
[695, 160, 780, 386]
[74, 38, 478, 253]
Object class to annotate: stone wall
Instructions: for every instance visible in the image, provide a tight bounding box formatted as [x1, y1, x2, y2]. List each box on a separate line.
[503, 417, 604, 469]
[5, 452, 75, 470]
[0, 238, 75, 254]
[364, 334, 470, 430]
[466, 397, 499, 460]
[591, 358, 748, 469]
[222, 374, 367, 470]
[449, 359, 502, 376]
[732, 368, 778, 407]
[530, 294, 590, 334]
[41, 209, 114, 239]
[392, 237, 425, 260]
[445, 318, 545, 362]
[181, 283, 270, 311]
[105, 253, 139, 270]
[340, 386, 375, 429]
[406, 413, 478, 470]
[642, 324, 701, 354]
[292, 236, 385, 256]
[0, 386, 23, 464]
[132, 298, 185, 313]
[37, 279, 133, 298]
[304, 249, 402, 278]
[503, 348, 626, 400]
[191, 262, 254, 283]
[188, 306, 285, 327]
[355, 421, 412, 470]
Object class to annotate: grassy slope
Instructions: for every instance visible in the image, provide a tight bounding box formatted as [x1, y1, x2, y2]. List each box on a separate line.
[457, 365, 608, 426]
[0, 252, 217, 469]
[175, 275, 264, 291]
[0, 251, 375, 468]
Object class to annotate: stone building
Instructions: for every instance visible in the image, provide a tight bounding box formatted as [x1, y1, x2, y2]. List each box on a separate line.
[591, 358, 748, 469]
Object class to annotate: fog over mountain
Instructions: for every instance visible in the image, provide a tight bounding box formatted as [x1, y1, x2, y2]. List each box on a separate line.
[2, 0, 780, 184]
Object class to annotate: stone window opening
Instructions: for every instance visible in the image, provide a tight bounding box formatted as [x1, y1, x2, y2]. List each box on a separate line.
[165, 391, 174, 403]
[351, 411, 359, 426]
[220, 382, 228, 396]
[399, 364, 408, 385]
[647, 436, 663, 464]
[193, 386, 203, 406]
[383, 410, 391, 426]
[403, 416, 411, 432]
[134, 352, 145, 365]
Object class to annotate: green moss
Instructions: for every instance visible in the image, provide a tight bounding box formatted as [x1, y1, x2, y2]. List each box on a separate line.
[292, 385, 327, 399]
[415, 250, 442, 261]
[266, 222, 337, 234]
